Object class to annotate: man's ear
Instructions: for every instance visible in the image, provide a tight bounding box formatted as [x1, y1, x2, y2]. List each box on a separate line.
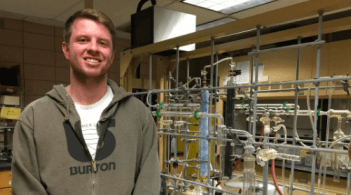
[62, 42, 70, 60]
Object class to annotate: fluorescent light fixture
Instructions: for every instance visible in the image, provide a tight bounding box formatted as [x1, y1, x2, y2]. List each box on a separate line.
[184, 0, 207, 4]
[184, 0, 275, 15]
[221, 0, 251, 7]
[211, 4, 227, 11]
[198, 1, 217, 8]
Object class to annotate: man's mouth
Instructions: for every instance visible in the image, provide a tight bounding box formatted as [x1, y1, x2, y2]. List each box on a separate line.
[84, 58, 102, 63]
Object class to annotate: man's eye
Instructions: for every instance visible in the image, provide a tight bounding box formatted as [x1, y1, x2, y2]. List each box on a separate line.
[100, 42, 106, 45]
[80, 39, 86, 42]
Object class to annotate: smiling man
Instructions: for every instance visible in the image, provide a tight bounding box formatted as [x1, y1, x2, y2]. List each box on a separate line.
[11, 9, 160, 195]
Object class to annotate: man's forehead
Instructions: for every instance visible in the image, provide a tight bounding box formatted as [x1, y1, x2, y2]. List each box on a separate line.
[71, 18, 111, 39]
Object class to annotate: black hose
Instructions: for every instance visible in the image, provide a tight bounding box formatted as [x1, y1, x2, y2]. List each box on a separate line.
[137, 0, 157, 13]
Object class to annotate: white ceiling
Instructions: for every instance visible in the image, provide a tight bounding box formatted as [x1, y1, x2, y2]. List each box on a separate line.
[0, 0, 309, 39]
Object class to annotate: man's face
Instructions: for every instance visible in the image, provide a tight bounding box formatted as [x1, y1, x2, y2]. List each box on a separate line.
[62, 18, 115, 81]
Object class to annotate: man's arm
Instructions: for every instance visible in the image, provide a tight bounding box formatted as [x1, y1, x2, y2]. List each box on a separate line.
[11, 115, 48, 195]
[132, 105, 160, 195]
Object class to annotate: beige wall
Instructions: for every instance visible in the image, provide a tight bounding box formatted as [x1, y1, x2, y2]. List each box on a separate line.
[211, 39, 351, 117]
[0, 17, 130, 107]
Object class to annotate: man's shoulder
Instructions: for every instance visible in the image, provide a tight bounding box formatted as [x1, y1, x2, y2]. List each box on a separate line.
[121, 96, 151, 116]
[17, 96, 49, 125]
[24, 96, 50, 110]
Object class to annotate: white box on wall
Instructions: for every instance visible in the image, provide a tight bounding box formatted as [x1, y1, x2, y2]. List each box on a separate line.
[0, 96, 20, 106]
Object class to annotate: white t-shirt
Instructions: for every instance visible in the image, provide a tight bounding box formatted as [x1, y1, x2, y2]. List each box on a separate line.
[66, 86, 114, 160]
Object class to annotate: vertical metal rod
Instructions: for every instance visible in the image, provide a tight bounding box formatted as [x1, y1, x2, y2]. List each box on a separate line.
[175, 45, 180, 195]
[208, 36, 215, 195]
[290, 36, 301, 195]
[310, 10, 324, 195]
[209, 37, 215, 133]
[187, 58, 190, 87]
[167, 80, 171, 174]
[347, 163, 351, 194]
[173, 131, 177, 195]
[184, 117, 188, 179]
[253, 25, 268, 195]
[176, 46, 180, 99]
[184, 58, 190, 189]
[252, 26, 260, 141]
[173, 46, 180, 195]
[248, 46, 255, 134]
[166, 78, 171, 195]
[212, 53, 219, 191]
[149, 53, 152, 110]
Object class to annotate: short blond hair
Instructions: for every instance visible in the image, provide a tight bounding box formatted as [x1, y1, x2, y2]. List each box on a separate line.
[63, 8, 117, 51]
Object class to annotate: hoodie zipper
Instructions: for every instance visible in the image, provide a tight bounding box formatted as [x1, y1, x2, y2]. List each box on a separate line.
[91, 122, 100, 195]
[92, 160, 96, 195]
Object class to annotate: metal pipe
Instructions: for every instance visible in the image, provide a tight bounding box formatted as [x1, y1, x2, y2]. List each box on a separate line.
[236, 135, 349, 145]
[208, 36, 215, 195]
[248, 45, 255, 134]
[167, 80, 171, 176]
[157, 132, 232, 141]
[212, 52, 219, 192]
[173, 132, 177, 195]
[248, 40, 325, 55]
[251, 142, 348, 154]
[213, 84, 351, 95]
[310, 11, 324, 195]
[176, 45, 179, 99]
[130, 76, 351, 95]
[157, 131, 351, 153]
[161, 173, 239, 195]
[162, 103, 201, 107]
[347, 161, 351, 194]
[254, 24, 268, 195]
[290, 36, 301, 195]
[238, 103, 298, 108]
[203, 57, 233, 71]
[184, 117, 188, 182]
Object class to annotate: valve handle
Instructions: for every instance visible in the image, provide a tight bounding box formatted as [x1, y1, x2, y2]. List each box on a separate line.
[159, 102, 165, 109]
[156, 110, 161, 118]
[194, 111, 200, 120]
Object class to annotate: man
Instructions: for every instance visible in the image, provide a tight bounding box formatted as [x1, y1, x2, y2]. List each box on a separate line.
[11, 8, 160, 195]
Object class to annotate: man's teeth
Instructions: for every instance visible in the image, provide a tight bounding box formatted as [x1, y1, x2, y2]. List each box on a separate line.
[86, 58, 100, 63]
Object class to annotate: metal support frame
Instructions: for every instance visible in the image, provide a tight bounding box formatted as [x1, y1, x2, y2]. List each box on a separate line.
[290, 36, 301, 195]
[310, 11, 324, 195]
[128, 8, 351, 195]
[208, 37, 215, 195]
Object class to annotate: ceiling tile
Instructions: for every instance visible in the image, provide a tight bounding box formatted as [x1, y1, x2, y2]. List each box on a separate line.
[54, 1, 84, 23]
[0, 10, 27, 20]
[24, 16, 65, 27]
[166, 1, 226, 25]
[0, 0, 82, 19]
[230, 0, 309, 19]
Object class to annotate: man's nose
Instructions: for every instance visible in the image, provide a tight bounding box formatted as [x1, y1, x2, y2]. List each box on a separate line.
[87, 42, 99, 54]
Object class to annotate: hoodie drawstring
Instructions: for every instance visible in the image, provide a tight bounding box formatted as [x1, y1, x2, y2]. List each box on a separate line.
[65, 93, 70, 121]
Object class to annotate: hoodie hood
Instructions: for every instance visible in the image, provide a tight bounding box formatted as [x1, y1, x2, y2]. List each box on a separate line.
[46, 78, 133, 123]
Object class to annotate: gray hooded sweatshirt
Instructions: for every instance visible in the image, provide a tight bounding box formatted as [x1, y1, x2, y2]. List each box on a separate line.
[11, 78, 160, 195]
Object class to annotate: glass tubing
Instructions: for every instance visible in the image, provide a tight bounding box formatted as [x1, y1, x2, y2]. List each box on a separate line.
[132, 10, 351, 195]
